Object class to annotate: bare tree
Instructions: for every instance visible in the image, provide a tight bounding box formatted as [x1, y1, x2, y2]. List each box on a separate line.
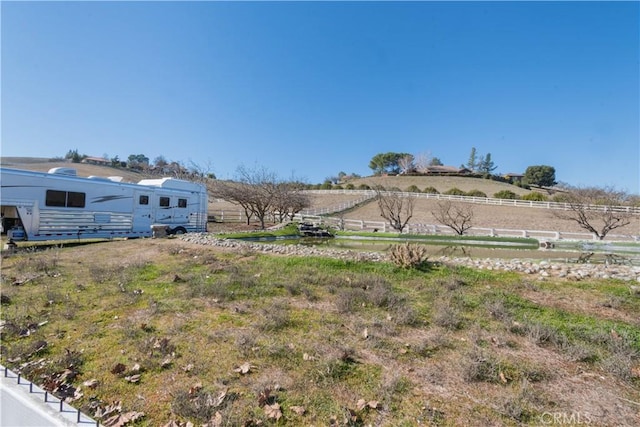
[552, 186, 634, 240]
[414, 151, 433, 174]
[210, 180, 255, 225]
[211, 165, 310, 229]
[374, 186, 415, 232]
[271, 182, 311, 223]
[432, 201, 474, 235]
[397, 154, 415, 175]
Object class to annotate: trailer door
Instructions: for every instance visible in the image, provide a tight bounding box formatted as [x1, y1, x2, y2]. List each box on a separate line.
[156, 194, 174, 224]
[134, 191, 153, 233]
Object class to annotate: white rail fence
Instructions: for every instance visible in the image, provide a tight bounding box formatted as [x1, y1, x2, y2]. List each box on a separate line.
[300, 189, 640, 215]
[208, 210, 640, 243]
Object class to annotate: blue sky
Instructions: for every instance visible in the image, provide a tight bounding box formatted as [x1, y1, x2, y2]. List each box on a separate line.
[2, 1, 638, 193]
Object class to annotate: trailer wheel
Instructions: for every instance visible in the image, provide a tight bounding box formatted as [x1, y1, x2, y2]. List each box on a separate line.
[172, 226, 187, 235]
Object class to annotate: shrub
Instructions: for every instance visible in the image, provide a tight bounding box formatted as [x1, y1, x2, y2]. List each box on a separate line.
[465, 189, 487, 198]
[389, 243, 428, 269]
[465, 349, 501, 382]
[434, 304, 464, 330]
[514, 181, 531, 189]
[520, 192, 548, 201]
[320, 182, 333, 190]
[501, 380, 540, 423]
[443, 187, 465, 196]
[552, 193, 571, 203]
[345, 183, 355, 190]
[493, 190, 518, 200]
[257, 301, 291, 332]
[422, 186, 439, 194]
[335, 288, 367, 313]
[358, 184, 371, 190]
[405, 185, 421, 193]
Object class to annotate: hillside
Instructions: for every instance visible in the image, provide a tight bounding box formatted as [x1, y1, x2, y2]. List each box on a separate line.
[0, 157, 151, 183]
[1, 237, 639, 426]
[2, 157, 534, 197]
[346, 175, 534, 197]
[4, 157, 639, 237]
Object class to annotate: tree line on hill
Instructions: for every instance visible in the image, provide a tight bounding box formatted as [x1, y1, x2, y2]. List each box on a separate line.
[63, 149, 215, 179]
[364, 149, 557, 188]
[64, 147, 557, 188]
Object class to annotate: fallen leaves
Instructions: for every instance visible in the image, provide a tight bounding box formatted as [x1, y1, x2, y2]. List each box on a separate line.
[290, 405, 306, 416]
[233, 361, 256, 375]
[124, 374, 141, 383]
[112, 362, 143, 383]
[356, 399, 379, 411]
[111, 363, 126, 375]
[94, 401, 145, 427]
[103, 410, 145, 427]
[263, 402, 282, 421]
[83, 378, 99, 388]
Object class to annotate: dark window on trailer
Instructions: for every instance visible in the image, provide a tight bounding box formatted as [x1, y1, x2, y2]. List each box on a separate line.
[178, 198, 187, 208]
[67, 192, 85, 208]
[159, 197, 170, 207]
[46, 190, 66, 207]
[46, 190, 86, 208]
[139, 195, 149, 205]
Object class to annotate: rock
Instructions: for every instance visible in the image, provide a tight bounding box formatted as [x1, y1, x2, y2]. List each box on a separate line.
[178, 233, 640, 282]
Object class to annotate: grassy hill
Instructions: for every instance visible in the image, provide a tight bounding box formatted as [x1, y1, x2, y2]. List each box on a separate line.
[346, 175, 534, 197]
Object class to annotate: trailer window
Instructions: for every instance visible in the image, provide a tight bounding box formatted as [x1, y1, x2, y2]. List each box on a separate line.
[178, 198, 187, 208]
[46, 190, 86, 208]
[139, 195, 149, 205]
[67, 192, 86, 208]
[159, 197, 170, 207]
[46, 190, 66, 207]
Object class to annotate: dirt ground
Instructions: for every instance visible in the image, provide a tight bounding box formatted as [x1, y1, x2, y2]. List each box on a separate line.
[211, 196, 640, 237]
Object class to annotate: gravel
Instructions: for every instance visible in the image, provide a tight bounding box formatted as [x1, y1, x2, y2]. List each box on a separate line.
[180, 233, 640, 283]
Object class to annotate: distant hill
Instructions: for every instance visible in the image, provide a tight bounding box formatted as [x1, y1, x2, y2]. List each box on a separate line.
[346, 175, 535, 197]
[1, 157, 151, 183]
[2, 157, 537, 197]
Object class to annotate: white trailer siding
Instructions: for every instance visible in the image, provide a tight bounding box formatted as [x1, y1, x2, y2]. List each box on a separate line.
[0, 167, 208, 241]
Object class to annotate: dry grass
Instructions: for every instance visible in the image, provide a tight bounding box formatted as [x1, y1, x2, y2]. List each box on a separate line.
[1, 238, 639, 426]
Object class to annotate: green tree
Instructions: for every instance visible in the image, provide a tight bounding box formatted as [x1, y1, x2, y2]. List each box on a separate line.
[127, 154, 150, 169]
[478, 153, 497, 174]
[429, 157, 443, 166]
[466, 147, 478, 171]
[524, 165, 556, 187]
[369, 152, 413, 175]
[65, 149, 82, 163]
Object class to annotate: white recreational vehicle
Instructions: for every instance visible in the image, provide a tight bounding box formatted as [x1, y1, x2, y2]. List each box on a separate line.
[0, 167, 208, 242]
